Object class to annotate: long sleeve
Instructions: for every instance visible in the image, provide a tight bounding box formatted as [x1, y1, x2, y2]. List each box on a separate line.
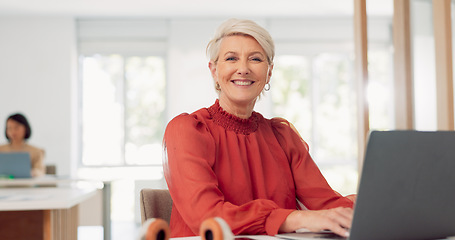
[30, 148, 45, 177]
[271, 118, 354, 210]
[163, 113, 294, 237]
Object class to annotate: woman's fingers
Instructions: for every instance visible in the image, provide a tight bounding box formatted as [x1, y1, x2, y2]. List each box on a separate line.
[320, 207, 352, 237]
[302, 207, 353, 237]
[332, 207, 353, 229]
[280, 207, 354, 237]
[330, 224, 350, 238]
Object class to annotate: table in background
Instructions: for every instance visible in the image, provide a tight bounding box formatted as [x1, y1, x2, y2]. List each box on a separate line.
[0, 177, 112, 240]
[0, 186, 96, 240]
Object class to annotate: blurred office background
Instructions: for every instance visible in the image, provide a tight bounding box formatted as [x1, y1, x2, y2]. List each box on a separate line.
[0, 0, 452, 239]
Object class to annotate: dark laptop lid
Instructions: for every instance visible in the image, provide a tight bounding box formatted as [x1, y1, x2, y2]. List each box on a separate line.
[0, 152, 32, 178]
[350, 130, 455, 240]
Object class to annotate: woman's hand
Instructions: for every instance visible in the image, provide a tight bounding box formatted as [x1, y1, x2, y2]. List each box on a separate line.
[279, 207, 353, 237]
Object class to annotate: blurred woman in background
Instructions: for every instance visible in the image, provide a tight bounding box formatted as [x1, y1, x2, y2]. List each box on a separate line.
[0, 113, 45, 177]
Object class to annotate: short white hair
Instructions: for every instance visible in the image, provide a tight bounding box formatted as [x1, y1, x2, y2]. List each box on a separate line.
[206, 18, 275, 64]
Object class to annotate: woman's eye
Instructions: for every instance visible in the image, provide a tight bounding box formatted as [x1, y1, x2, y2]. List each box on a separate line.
[226, 57, 237, 61]
[251, 57, 263, 62]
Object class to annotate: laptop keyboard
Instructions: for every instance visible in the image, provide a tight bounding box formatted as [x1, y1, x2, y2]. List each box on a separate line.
[314, 233, 346, 239]
[276, 232, 347, 240]
[312, 232, 346, 239]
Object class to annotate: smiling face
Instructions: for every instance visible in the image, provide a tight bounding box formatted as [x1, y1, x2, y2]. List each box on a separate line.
[209, 35, 272, 117]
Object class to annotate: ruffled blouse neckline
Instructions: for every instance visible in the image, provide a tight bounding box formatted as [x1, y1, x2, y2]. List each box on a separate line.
[207, 99, 259, 135]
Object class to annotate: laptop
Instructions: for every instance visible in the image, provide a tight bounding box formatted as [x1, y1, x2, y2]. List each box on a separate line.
[0, 152, 32, 178]
[276, 130, 455, 240]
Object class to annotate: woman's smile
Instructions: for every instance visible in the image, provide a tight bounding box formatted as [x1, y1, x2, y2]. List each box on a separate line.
[231, 79, 255, 86]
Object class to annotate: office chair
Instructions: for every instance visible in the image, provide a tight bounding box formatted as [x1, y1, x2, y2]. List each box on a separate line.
[45, 165, 56, 175]
[140, 188, 173, 224]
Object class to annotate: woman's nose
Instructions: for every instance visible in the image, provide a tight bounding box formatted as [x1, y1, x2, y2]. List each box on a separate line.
[236, 60, 250, 75]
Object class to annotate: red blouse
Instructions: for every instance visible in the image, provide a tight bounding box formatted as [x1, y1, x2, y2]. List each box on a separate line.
[163, 100, 353, 237]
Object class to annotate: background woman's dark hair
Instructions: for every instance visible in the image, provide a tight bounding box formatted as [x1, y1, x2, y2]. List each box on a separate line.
[5, 113, 32, 141]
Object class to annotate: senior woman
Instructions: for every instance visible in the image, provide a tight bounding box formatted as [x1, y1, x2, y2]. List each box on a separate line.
[163, 19, 354, 238]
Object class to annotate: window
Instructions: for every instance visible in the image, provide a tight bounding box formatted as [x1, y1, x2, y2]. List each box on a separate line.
[273, 54, 358, 195]
[77, 19, 169, 231]
[81, 54, 166, 166]
[368, 47, 394, 130]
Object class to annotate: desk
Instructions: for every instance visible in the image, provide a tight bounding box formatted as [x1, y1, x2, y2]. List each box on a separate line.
[0, 176, 73, 188]
[0, 177, 112, 240]
[0, 187, 96, 240]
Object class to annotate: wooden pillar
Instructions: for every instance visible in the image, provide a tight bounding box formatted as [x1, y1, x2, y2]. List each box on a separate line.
[433, 0, 454, 130]
[51, 205, 79, 240]
[354, 0, 369, 170]
[43, 210, 51, 240]
[393, 0, 414, 129]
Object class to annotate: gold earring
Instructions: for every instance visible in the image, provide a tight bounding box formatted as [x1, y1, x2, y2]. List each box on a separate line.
[215, 82, 221, 91]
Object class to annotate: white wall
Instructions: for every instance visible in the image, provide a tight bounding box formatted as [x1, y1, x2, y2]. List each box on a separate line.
[166, 19, 221, 120]
[0, 16, 77, 177]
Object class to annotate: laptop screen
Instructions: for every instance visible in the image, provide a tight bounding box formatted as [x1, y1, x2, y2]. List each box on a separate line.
[350, 130, 455, 240]
[0, 152, 32, 178]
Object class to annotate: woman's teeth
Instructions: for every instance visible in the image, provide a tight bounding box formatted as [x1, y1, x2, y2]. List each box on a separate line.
[233, 81, 253, 86]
